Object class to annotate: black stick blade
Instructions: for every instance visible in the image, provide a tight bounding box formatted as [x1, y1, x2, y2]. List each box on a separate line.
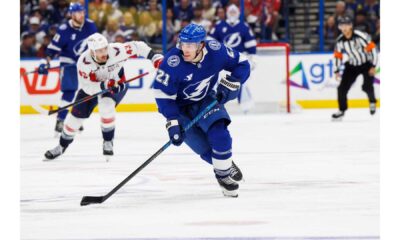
[80, 196, 104, 206]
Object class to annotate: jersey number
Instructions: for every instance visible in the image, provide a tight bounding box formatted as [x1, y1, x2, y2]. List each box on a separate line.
[155, 69, 170, 86]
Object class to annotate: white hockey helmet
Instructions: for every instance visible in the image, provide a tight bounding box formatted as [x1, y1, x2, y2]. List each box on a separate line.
[87, 33, 108, 51]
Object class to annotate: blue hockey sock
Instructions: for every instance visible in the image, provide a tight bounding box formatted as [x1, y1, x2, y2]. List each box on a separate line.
[207, 121, 233, 175]
[57, 90, 76, 121]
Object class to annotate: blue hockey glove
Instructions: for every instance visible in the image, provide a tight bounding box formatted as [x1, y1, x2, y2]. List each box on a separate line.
[166, 119, 185, 146]
[100, 79, 126, 94]
[216, 75, 241, 104]
[38, 59, 50, 75]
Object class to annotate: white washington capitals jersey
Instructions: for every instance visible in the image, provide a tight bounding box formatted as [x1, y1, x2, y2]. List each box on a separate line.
[77, 41, 153, 95]
[153, 40, 251, 119]
[209, 20, 257, 55]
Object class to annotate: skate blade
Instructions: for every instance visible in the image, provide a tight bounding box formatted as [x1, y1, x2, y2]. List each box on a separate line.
[104, 155, 112, 162]
[331, 117, 343, 122]
[221, 188, 238, 198]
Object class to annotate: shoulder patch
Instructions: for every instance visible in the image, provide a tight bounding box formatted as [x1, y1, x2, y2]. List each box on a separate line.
[208, 40, 221, 51]
[59, 24, 67, 31]
[167, 55, 180, 67]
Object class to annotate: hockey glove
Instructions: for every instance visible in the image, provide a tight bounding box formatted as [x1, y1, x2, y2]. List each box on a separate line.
[216, 75, 241, 104]
[152, 54, 164, 68]
[38, 59, 50, 75]
[166, 119, 185, 146]
[100, 79, 126, 94]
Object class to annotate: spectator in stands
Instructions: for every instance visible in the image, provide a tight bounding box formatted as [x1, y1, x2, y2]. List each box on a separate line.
[102, 18, 124, 42]
[109, 1, 123, 22]
[324, 16, 338, 51]
[372, 18, 380, 50]
[215, 6, 226, 22]
[36, 35, 51, 58]
[132, 0, 148, 12]
[52, 0, 70, 25]
[120, 11, 137, 38]
[334, 1, 347, 30]
[191, 5, 212, 32]
[364, 0, 380, 22]
[148, 0, 162, 22]
[36, 0, 56, 26]
[165, 8, 179, 49]
[137, 11, 158, 43]
[244, 0, 263, 40]
[25, 16, 47, 49]
[201, 0, 216, 22]
[174, 0, 194, 22]
[20, 32, 37, 58]
[354, 10, 372, 34]
[264, 0, 281, 40]
[344, 0, 364, 19]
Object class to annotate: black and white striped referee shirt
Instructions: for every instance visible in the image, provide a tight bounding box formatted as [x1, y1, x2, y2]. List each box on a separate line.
[334, 30, 378, 73]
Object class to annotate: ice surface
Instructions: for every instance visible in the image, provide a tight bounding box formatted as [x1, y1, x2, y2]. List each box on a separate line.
[20, 109, 379, 240]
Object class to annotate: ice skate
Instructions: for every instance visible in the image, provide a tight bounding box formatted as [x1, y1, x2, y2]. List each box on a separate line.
[43, 145, 65, 161]
[331, 111, 345, 121]
[230, 161, 243, 182]
[216, 174, 239, 198]
[103, 140, 113, 162]
[370, 103, 376, 115]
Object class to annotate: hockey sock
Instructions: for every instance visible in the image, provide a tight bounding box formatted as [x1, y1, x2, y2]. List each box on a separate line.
[57, 90, 76, 121]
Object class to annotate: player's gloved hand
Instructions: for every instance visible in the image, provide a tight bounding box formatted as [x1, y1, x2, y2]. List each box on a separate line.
[38, 59, 50, 75]
[166, 119, 185, 146]
[216, 75, 241, 104]
[100, 79, 126, 94]
[152, 54, 164, 68]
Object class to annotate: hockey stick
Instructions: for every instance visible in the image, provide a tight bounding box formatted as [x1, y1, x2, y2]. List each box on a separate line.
[21, 63, 75, 76]
[80, 99, 219, 206]
[48, 71, 150, 115]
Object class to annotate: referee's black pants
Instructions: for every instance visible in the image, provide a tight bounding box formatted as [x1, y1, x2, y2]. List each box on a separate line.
[337, 62, 377, 111]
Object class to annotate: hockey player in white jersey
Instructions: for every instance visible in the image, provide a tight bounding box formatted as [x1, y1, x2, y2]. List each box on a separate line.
[43, 33, 163, 161]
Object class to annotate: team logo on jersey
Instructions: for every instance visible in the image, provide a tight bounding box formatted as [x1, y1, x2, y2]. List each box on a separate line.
[208, 40, 221, 51]
[167, 55, 180, 67]
[73, 39, 88, 56]
[183, 75, 213, 101]
[184, 73, 193, 81]
[223, 32, 242, 49]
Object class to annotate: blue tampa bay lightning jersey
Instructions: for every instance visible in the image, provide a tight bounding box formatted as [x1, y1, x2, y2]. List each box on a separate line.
[46, 19, 97, 64]
[209, 20, 257, 54]
[153, 40, 251, 120]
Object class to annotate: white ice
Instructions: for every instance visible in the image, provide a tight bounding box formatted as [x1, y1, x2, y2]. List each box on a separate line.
[20, 109, 379, 240]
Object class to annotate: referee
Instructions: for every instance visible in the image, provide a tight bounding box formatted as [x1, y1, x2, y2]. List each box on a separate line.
[332, 15, 378, 120]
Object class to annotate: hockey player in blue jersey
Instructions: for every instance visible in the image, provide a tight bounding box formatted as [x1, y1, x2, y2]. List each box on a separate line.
[209, 4, 257, 112]
[38, 2, 97, 136]
[153, 24, 251, 197]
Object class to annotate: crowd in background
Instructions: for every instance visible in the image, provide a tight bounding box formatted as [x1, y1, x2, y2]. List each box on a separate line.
[20, 0, 283, 57]
[324, 0, 380, 51]
[20, 0, 380, 58]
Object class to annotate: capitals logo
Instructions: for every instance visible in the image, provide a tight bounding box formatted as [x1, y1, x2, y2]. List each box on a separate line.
[223, 32, 242, 49]
[183, 75, 214, 101]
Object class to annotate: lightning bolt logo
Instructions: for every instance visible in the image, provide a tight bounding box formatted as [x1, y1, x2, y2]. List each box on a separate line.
[183, 75, 214, 101]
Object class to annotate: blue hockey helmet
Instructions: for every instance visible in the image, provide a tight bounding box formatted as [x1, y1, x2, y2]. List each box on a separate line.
[178, 23, 206, 44]
[69, 2, 85, 13]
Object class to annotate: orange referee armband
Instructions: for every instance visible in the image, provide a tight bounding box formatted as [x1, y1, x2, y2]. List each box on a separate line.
[365, 42, 376, 52]
[334, 51, 343, 59]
